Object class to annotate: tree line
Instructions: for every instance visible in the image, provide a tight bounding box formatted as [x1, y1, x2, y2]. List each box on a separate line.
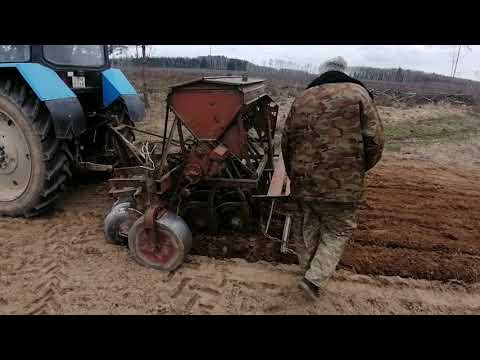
[125, 55, 250, 72]
[109, 46, 480, 97]
[348, 66, 480, 92]
[115, 55, 480, 88]
[114, 55, 314, 83]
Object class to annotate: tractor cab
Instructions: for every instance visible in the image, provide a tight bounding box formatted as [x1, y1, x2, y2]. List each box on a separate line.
[1, 45, 114, 114]
[0, 45, 109, 74]
[36, 45, 109, 111]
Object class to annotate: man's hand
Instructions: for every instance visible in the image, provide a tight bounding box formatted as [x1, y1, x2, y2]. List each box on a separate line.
[360, 100, 384, 171]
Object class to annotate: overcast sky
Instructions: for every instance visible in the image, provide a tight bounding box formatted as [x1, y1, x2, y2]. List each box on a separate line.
[142, 45, 480, 81]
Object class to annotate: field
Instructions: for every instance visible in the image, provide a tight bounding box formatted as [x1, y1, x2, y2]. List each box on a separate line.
[1, 68, 480, 314]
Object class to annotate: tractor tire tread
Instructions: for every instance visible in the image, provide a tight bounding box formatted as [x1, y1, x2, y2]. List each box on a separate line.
[43, 136, 60, 161]
[34, 192, 61, 211]
[46, 153, 68, 181]
[35, 114, 53, 141]
[42, 173, 67, 198]
[0, 79, 72, 217]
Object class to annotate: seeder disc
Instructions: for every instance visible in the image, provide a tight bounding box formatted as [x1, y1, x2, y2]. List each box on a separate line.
[128, 211, 192, 272]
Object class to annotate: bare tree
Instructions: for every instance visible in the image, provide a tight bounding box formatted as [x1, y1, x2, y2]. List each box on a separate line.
[108, 45, 129, 56]
[141, 45, 150, 109]
[107, 45, 130, 66]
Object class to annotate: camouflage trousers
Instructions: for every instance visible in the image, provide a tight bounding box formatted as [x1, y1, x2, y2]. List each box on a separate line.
[291, 200, 357, 289]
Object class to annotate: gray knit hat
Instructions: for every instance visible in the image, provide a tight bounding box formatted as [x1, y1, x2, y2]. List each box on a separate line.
[319, 56, 348, 75]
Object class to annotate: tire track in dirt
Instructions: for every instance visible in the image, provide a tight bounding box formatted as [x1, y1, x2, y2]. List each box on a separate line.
[131, 257, 292, 315]
[8, 183, 111, 315]
[158, 261, 232, 314]
[152, 259, 480, 315]
[25, 223, 73, 315]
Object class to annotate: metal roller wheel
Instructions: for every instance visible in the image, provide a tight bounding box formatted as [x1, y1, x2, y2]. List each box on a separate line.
[128, 210, 193, 272]
[104, 201, 134, 245]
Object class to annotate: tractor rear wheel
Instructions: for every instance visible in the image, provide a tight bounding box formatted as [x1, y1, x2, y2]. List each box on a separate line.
[0, 80, 72, 217]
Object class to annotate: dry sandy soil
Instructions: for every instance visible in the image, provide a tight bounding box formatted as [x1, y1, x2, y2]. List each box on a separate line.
[1, 86, 480, 314]
[1, 158, 479, 315]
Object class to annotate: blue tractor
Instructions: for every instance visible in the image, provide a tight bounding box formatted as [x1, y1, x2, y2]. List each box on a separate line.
[0, 45, 145, 217]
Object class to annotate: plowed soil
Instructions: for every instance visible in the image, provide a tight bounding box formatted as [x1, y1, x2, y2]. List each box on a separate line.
[343, 154, 480, 283]
[1, 152, 479, 314]
[191, 153, 480, 284]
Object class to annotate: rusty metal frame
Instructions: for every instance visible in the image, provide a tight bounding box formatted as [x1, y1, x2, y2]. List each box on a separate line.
[162, 105, 170, 156]
[107, 76, 289, 246]
[158, 115, 178, 176]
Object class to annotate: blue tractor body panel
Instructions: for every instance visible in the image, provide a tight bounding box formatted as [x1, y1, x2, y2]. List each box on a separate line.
[0, 63, 86, 139]
[0, 63, 144, 138]
[102, 68, 145, 122]
[102, 68, 138, 107]
[0, 63, 76, 101]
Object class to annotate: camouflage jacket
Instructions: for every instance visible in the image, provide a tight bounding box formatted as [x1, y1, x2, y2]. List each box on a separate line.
[281, 83, 384, 203]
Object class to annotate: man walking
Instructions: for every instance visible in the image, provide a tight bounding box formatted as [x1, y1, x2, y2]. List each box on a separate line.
[281, 57, 384, 299]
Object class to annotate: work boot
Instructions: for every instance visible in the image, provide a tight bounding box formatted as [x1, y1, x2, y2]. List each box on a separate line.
[299, 278, 320, 300]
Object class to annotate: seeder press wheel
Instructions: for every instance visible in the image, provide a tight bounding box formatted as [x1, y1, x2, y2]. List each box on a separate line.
[128, 210, 193, 272]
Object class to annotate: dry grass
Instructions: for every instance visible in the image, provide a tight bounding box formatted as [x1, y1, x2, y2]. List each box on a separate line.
[378, 102, 476, 125]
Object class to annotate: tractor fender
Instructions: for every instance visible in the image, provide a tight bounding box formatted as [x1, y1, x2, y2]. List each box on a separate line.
[102, 68, 145, 122]
[0, 63, 86, 139]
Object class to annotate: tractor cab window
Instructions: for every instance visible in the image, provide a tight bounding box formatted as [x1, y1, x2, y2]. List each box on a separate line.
[0, 45, 30, 62]
[43, 45, 105, 67]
